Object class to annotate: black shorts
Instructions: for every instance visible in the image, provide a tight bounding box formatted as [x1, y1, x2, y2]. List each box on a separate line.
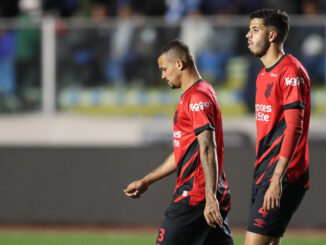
[247, 181, 306, 238]
[156, 201, 233, 245]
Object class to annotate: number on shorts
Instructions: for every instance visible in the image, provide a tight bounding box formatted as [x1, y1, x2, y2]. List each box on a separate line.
[258, 206, 268, 218]
[157, 228, 165, 242]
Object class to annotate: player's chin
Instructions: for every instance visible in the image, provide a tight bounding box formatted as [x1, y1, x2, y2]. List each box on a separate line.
[248, 47, 257, 55]
[251, 49, 264, 57]
[248, 46, 259, 56]
[168, 82, 177, 89]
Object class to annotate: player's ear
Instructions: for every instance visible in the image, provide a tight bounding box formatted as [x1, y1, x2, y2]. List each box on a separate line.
[269, 31, 278, 43]
[176, 59, 186, 71]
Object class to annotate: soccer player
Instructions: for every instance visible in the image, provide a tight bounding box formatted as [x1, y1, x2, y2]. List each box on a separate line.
[124, 40, 233, 245]
[245, 8, 311, 245]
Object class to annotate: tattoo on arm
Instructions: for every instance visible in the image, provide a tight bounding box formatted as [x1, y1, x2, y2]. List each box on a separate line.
[272, 156, 290, 181]
[197, 130, 218, 197]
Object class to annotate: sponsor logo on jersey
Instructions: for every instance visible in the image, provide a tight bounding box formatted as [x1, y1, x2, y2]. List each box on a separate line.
[190, 102, 210, 112]
[173, 140, 180, 147]
[270, 73, 277, 77]
[173, 131, 181, 138]
[285, 77, 305, 86]
[255, 104, 272, 122]
[255, 104, 272, 113]
[173, 131, 181, 147]
[265, 82, 274, 99]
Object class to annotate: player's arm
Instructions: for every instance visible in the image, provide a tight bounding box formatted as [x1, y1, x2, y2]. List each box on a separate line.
[264, 108, 304, 212]
[124, 152, 176, 199]
[197, 129, 223, 229]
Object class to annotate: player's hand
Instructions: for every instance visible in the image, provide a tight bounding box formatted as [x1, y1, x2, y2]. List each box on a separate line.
[204, 195, 223, 229]
[124, 180, 149, 199]
[263, 180, 282, 212]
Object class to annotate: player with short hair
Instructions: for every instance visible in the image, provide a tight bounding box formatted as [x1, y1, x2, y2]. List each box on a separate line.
[245, 8, 311, 245]
[124, 39, 233, 245]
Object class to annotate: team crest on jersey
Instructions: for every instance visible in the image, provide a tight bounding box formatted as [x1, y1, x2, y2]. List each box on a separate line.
[174, 110, 179, 125]
[265, 82, 274, 98]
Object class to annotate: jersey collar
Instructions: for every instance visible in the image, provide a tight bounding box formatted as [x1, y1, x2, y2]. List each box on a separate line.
[265, 54, 287, 72]
[182, 78, 204, 96]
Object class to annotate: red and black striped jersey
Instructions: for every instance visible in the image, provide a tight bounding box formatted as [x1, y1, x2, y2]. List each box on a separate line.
[254, 54, 310, 187]
[172, 79, 231, 211]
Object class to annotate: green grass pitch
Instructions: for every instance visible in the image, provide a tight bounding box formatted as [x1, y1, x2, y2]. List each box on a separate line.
[0, 230, 326, 245]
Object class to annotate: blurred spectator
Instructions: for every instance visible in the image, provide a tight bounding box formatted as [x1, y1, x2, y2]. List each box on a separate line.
[0, 28, 18, 112]
[124, 26, 161, 85]
[91, 1, 109, 20]
[180, 13, 215, 81]
[56, 1, 110, 88]
[105, 0, 135, 85]
[87, 0, 116, 17]
[301, 0, 319, 15]
[180, 7, 238, 83]
[0, 29, 16, 95]
[180, 11, 213, 58]
[15, 0, 41, 109]
[299, 0, 325, 85]
[19, 0, 41, 17]
[164, 0, 200, 24]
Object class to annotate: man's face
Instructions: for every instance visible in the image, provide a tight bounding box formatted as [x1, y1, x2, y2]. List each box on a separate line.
[158, 54, 181, 89]
[246, 18, 270, 57]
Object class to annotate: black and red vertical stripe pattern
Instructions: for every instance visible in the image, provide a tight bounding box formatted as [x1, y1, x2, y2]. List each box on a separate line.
[255, 118, 286, 185]
[173, 139, 198, 204]
[216, 171, 232, 212]
[173, 139, 231, 212]
[254, 117, 309, 186]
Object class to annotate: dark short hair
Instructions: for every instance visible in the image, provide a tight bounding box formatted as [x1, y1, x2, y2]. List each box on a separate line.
[160, 39, 194, 64]
[250, 8, 289, 42]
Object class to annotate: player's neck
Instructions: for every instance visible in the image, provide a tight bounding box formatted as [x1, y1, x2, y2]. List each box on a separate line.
[260, 44, 285, 70]
[180, 68, 201, 92]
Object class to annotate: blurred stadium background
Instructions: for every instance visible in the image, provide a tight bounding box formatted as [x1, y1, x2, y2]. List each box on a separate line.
[0, 0, 326, 244]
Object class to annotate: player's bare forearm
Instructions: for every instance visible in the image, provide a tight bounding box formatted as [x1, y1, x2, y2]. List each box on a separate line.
[197, 130, 223, 228]
[272, 156, 290, 183]
[124, 152, 176, 198]
[197, 130, 218, 196]
[142, 152, 176, 186]
[264, 156, 290, 211]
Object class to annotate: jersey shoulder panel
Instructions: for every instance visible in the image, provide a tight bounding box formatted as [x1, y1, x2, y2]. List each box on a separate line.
[183, 81, 217, 135]
[184, 81, 216, 108]
[279, 55, 310, 79]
